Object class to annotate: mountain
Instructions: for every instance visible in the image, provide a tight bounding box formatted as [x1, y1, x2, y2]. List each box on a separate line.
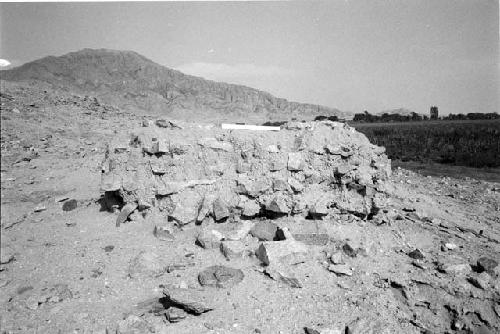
[0, 48, 347, 120]
[376, 108, 420, 116]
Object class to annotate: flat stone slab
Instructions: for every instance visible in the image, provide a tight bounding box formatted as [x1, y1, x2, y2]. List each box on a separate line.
[256, 240, 308, 266]
[162, 287, 214, 314]
[198, 265, 244, 288]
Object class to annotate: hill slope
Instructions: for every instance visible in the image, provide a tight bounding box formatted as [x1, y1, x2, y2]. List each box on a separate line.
[1, 48, 347, 120]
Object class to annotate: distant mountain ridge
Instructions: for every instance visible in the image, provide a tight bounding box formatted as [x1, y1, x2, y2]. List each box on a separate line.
[0, 48, 348, 120]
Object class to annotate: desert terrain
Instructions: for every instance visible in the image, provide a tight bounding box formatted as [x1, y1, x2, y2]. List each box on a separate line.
[1, 50, 499, 334]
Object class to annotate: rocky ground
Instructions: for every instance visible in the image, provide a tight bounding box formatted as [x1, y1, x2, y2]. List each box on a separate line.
[1, 80, 499, 334]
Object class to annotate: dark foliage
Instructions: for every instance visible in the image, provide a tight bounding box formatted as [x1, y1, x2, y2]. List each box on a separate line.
[314, 115, 339, 122]
[353, 120, 500, 168]
[262, 121, 287, 127]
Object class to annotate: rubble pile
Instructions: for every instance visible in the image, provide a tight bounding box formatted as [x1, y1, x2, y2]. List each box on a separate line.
[100, 120, 391, 225]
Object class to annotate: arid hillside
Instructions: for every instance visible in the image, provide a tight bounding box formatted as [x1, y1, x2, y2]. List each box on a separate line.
[0, 49, 347, 122]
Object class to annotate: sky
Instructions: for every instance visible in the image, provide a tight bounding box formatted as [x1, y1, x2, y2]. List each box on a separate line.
[0, 1, 498, 115]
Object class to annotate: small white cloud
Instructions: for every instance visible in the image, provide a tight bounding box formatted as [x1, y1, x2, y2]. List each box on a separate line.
[0, 59, 11, 67]
[208, 49, 215, 54]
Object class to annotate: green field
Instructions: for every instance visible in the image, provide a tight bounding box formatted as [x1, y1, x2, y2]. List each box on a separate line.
[350, 120, 500, 171]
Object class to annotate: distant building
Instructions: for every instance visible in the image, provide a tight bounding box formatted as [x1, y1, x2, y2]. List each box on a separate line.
[430, 106, 439, 120]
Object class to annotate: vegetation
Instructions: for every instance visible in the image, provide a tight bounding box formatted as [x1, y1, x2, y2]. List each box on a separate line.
[353, 111, 499, 123]
[351, 120, 500, 168]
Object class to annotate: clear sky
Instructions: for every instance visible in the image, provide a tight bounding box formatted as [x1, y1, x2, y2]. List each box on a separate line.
[1, 1, 498, 115]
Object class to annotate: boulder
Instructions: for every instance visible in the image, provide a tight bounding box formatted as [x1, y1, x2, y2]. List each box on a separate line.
[213, 198, 230, 221]
[241, 200, 261, 217]
[477, 257, 498, 274]
[220, 241, 247, 259]
[287, 152, 305, 171]
[250, 221, 279, 241]
[62, 199, 77, 212]
[255, 241, 308, 266]
[128, 251, 167, 278]
[308, 200, 329, 218]
[196, 230, 224, 249]
[266, 195, 290, 214]
[330, 252, 343, 265]
[272, 179, 289, 192]
[439, 262, 472, 276]
[198, 265, 244, 288]
[288, 178, 304, 192]
[408, 249, 424, 260]
[165, 308, 187, 323]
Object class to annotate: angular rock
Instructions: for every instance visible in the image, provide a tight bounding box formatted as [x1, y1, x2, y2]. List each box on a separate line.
[0, 246, 15, 264]
[116, 315, 153, 334]
[288, 152, 305, 171]
[62, 199, 77, 212]
[198, 137, 233, 152]
[162, 288, 214, 314]
[266, 195, 290, 214]
[128, 251, 167, 278]
[442, 242, 458, 251]
[330, 252, 343, 265]
[250, 221, 278, 241]
[241, 200, 261, 217]
[197, 195, 214, 221]
[266, 145, 280, 153]
[236, 178, 270, 197]
[153, 225, 175, 241]
[263, 267, 302, 288]
[468, 272, 491, 290]
[256, 241, 308, 266]
[408, 249, 424, 260]
[477, 257, 498, 274]
[220, 241, 246, 259]
[342, 243, 358, 258]
[169, 194, 200, 226]
[269, 158, 286, 171]
[116, 203, 138, 227]
[345, 317, 389, 334]
[198, 265, 244, 288]
[165, 308, 187, 323]
[273, 179, 289, 192]
[224, 221, 254, 241]
[440, 263, 472, 276]
[308, 201, 329, 218]
[328, 264, 353, 276]
[213, 198, 230, 221]
[288, 178, 304, 192]
[196, 230, 224, 249]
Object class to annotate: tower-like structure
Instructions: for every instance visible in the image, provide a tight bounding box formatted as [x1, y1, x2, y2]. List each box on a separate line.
[430, 106, 439, 120]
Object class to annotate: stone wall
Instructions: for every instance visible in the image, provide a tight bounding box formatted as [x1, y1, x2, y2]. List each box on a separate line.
[100, 120, 391, 225]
